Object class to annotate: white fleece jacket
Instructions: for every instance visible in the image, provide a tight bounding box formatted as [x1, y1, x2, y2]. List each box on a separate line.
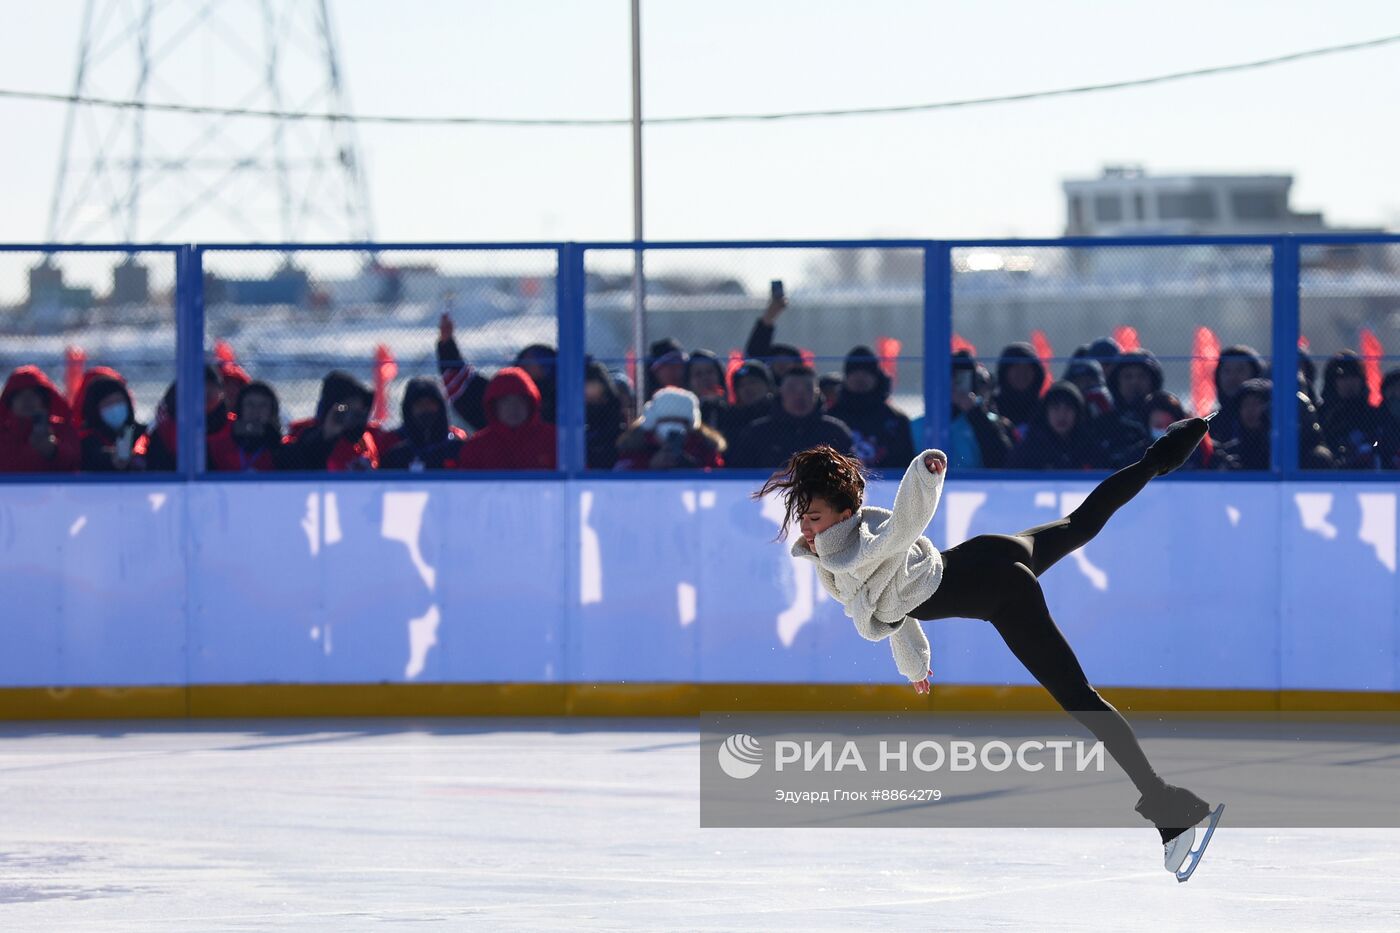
[789, 451, 947, 682]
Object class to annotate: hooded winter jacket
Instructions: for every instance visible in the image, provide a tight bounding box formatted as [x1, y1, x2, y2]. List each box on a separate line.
[789, 451, 947, 681]
[1209, 345, 1266, 445]
[380, 377, 466, 470]
[454, 367, 557, 470]
[78, 374, 147, 472]
[992, 342, 1049, 436]
[0, 366, 81, 473]
[827, 345, 916, 469]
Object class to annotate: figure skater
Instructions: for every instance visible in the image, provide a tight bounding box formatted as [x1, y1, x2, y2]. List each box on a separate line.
[754, 416, 1223, 879]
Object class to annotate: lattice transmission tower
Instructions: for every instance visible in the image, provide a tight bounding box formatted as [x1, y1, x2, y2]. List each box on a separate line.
[46, 0, 374, 244]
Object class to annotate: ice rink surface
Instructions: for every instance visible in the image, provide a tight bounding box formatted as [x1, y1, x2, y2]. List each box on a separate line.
[0, 718, 1397, 932]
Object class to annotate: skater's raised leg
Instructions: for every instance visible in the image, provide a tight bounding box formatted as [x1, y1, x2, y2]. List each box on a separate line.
[1016, 416, 1210, 577]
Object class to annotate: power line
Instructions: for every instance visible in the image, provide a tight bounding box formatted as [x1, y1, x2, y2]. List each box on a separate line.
[3, 31, 1398, 128]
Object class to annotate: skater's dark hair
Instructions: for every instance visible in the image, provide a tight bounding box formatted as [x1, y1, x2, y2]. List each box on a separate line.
[752, 444, 870, 541]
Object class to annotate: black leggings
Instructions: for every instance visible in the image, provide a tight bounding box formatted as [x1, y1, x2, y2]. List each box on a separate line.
[909, 457, 1167, 797]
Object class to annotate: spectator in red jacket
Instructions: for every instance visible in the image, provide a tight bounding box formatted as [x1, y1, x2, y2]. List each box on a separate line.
[209, 381, 284, 472]
[71, 365, 127, 418]
[454, 367, 556, 470]
[276, 376, 378, 472]
[614, 386, 726, 471]
[0, 366, 81, 473]
[380, 377, 466, 470]
[78, 373, 147, 472]
[144, 365, 234, 471]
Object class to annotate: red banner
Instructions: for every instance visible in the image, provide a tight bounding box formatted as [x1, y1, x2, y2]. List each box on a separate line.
[1114, 325, 1141, 353]
[725, 348, 744, 404]
[876, 336, 901, 387]
[1192, 326, 1220, 417]
[1030, 330, 1054, 396]
[1361, 328, 1384, 408]
[63, 345, 87, 406]
[373, 344, 398, 424]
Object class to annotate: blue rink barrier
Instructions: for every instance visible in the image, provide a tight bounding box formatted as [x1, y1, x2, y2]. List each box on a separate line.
[0, 478, 1394, 694]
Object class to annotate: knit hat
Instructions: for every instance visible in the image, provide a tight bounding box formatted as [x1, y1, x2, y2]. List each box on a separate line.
[643, 386, 700, 430]
[1042, 380, 1085, 414]
[685, 348, 725, 384]
[732, 359, 774, 392]
[843, 345, 882, 377]
[1063, 357, 1105, 388]
[648, 337, 688, 371]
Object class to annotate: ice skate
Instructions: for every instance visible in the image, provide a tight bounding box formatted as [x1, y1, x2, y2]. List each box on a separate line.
[1143, 415, 1210, 476]
[1135, 783, 1222, 882]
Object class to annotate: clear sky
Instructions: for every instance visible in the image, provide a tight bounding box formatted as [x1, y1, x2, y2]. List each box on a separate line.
[2, 0, 1399, 244]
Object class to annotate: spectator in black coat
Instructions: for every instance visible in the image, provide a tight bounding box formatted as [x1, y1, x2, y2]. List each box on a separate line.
[992, 342, 1048, 440]
[826, 345, 915, 469]
[727, 365, 854, 468]
[585, 360, 627, 470]
[1373, 369, 1400, 470]
[644, 337, 688, 401]
[718, 359, 776, 448]
[1209, 344, 1266, 447]
[1007, 381, 1102, 470]
[1318, 351, 1383, 469]
[686, 349, 729, 432]
[1062, 355, 1147, 468]
[1297, 372, 1334, 470]
[1218, 378, 1272, 471]
[1108, 348, 1164, 429]
[381, 377, 465, 470]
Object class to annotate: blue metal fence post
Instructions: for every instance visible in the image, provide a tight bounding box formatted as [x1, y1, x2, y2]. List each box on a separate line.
[555, 243, 586, 476]
[924, 242, 953, 452]
[1271, 238, 1301, 476]
[176, 245, 206, 480]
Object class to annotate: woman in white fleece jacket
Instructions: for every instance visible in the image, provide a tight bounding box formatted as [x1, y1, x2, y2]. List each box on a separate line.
[755, 419, 1219, 859]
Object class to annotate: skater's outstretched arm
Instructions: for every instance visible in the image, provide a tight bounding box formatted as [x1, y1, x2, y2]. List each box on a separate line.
[887, 615, 933, 684]
[860, 450, 947, 566]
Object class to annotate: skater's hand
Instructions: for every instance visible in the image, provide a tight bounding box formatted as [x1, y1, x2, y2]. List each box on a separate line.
[912, 669, 933, 695]
[439, 312, 454, 342]
[923, 450, 946, 475]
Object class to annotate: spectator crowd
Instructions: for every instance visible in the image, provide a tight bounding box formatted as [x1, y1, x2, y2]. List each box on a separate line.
[3, 290, 1398, 473]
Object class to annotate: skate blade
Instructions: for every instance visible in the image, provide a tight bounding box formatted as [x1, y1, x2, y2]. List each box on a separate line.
[1173, 803, 1224, 883]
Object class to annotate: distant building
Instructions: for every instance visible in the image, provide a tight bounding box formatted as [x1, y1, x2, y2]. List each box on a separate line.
[1063, 165, 1333, 236]
[1061, 165, 1390, 273]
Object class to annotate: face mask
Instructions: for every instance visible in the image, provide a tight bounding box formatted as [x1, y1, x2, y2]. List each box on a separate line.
[1150, 427, 1168, 441]
[100, 402, 129, 430]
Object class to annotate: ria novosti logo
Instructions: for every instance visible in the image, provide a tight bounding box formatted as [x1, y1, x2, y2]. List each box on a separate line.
[718, 733, 763, 779]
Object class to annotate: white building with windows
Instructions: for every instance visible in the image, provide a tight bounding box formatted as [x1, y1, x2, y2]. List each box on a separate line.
[1063, 165, 1329, 236]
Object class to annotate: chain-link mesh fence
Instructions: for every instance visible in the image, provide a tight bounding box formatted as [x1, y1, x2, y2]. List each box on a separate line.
[584, 246, 925, 472]
[950, 244, 1273, 472]
[0, 248, 179, 474]
[1299, 242, 1400, 471]
[200, 247, 558, 472]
